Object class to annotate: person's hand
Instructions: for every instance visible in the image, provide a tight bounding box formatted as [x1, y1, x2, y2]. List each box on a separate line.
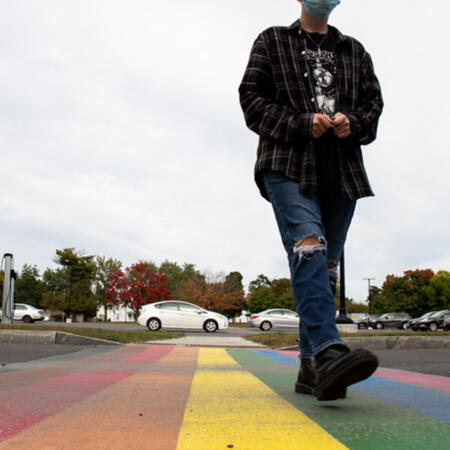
[312, 114, 333, 139]
[332, 112, 351, 139]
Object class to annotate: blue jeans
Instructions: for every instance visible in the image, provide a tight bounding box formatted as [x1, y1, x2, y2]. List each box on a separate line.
[263, 171, 356, 358]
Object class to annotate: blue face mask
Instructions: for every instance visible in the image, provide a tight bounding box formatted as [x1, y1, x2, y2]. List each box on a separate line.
[302, 0, 341, 20]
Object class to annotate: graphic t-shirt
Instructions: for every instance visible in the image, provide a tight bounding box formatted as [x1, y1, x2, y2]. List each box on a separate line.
[303, 29, 340, 192]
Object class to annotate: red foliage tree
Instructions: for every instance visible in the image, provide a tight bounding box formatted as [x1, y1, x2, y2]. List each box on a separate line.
[178, 277, 246, 318]
[106, 262, 171, 317]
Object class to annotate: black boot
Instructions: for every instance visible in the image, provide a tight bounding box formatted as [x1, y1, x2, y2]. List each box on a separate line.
[295, 357, 347, 398]
[295, 358, 315, 394]
[313, 344, 378, 401]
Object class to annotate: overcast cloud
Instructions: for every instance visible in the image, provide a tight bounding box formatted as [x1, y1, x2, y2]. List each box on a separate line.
[1, 0, 449, 303]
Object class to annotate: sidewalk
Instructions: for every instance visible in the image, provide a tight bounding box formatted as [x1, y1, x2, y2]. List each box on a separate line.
[146, 335, 265, 348]
[1, 344, 449, 449]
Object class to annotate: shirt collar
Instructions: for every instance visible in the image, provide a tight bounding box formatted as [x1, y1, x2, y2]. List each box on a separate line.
[288, 19, 348, 44]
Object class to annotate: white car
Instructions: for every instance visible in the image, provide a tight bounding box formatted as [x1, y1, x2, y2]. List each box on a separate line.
[249, 309, 300, 331]
[137, 300, 229, 333]
[0, 303, 47, 323]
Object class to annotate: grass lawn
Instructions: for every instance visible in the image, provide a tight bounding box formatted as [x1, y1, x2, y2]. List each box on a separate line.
[244, 330, 450, 349]
[0, 324, 183, 344]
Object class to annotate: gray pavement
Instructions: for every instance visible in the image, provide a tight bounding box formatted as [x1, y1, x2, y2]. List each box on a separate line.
[0, 343, 90, 365]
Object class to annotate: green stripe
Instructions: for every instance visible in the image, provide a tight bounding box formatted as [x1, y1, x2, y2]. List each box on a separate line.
[227, 349, 450, 450]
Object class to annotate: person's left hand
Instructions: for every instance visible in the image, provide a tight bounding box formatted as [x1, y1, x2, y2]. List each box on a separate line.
[332, 112, 351, 139]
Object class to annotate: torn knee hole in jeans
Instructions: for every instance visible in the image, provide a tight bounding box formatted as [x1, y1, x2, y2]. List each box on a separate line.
[293, 236, 326, 262]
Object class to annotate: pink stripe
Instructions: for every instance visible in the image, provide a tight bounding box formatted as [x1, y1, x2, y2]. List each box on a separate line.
[375, 368, 450, 393]
[276, 350, 298, 357]
[0, 347, 172, 442]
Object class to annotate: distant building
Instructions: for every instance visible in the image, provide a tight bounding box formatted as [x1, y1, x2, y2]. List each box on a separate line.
[232, 310, 250, 323]
[96, 306, 135, 322]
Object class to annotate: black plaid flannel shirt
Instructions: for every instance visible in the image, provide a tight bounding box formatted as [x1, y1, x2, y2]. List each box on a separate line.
[239, 20, 383, 200]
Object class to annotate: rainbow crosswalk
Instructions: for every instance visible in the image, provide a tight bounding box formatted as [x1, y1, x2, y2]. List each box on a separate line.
[0, 345, 449, 449]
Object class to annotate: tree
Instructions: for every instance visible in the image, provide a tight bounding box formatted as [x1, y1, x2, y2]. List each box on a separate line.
[41, 248, 97, 319]
[249, 274, 272, 292]
[106, 261, 171, 318]
[371, 269, 437, 316]
[159, 260, 204, 298]
[94, 256, 123, 321]
[423, 271, 450, 312]
[14, 264, 45, 307]
[178, 271, 247, 319]
[248, 277, 295, 312]
[248, 286, 276, 313]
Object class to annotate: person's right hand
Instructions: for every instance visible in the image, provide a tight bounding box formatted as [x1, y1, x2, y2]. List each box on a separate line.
[312, 114, 333, 139]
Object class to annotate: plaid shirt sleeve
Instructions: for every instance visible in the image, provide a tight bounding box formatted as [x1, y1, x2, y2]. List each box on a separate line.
[239, 34, 314, 143]
[348, 51, 384, 146]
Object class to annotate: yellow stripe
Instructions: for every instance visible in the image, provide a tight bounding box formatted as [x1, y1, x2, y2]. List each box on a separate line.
[177, 348, 347, 450]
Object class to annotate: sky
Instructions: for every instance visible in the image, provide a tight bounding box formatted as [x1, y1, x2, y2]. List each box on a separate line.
[1, 0, 449, 303]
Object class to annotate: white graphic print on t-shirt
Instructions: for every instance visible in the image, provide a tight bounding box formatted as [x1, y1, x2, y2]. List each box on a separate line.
[306, 48, 336, 117]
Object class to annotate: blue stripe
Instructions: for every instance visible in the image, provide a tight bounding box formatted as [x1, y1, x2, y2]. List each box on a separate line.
[251, 349, 297, 366]
[352, 376, 450, 423]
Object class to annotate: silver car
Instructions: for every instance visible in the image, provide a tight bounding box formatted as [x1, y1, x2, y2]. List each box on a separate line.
[249, 309, 299, 331]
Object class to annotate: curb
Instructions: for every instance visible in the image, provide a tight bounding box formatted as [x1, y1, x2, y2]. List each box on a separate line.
[278, 336, 450, 352]
[0, 330, 121, 346]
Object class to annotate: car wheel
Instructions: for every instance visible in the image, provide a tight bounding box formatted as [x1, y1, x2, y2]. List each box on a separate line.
[147, 318, 161, 331]
[429, 322, 438, 332]
[402, 322, 409, 330]
[203, 319, 218, 333]
[359, 323, 367, 329]
[260, 321, 272, 331]
[22, 315, 33, 324]
[375, 322, 384, 330]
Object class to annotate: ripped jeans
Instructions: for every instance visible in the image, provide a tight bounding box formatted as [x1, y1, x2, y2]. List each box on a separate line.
[263, 171, 356, 358]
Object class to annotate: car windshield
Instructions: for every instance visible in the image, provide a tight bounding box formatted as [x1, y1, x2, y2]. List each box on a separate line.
[429, 311, 443, 318]
[418, 312, 434, 319]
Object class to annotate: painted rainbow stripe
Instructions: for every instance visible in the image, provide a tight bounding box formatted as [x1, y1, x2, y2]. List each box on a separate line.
[0, 345, 448, 449]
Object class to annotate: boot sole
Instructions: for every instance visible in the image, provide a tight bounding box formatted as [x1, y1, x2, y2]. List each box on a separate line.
[313, 349, 378, 401]
[295, 382, 346, 399]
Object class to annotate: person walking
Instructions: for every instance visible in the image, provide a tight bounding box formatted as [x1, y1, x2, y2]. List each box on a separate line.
[239, 0, 383, 401]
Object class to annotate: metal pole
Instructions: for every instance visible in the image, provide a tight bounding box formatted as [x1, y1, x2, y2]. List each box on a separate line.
[1, 253, 14, 324]
[336, 249, 353, 324]
[363, 277, 375, 314]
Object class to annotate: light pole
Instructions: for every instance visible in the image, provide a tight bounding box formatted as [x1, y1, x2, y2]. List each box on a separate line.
[363, 277, 375, 314]
[336, 250, 353, 324]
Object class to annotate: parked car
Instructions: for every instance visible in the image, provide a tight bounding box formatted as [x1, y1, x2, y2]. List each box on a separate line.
[137, 300, 228, 333]
[408, 311, 436, 331]
[438, 313, 450, 330]
[418, 310, 450, 331]
[368, 312, 411, 330]
[356, 314, 381, 329]
[443, 315, 450, 331]
[249, 309, 299, 331]
[0, 303, 47, 323]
